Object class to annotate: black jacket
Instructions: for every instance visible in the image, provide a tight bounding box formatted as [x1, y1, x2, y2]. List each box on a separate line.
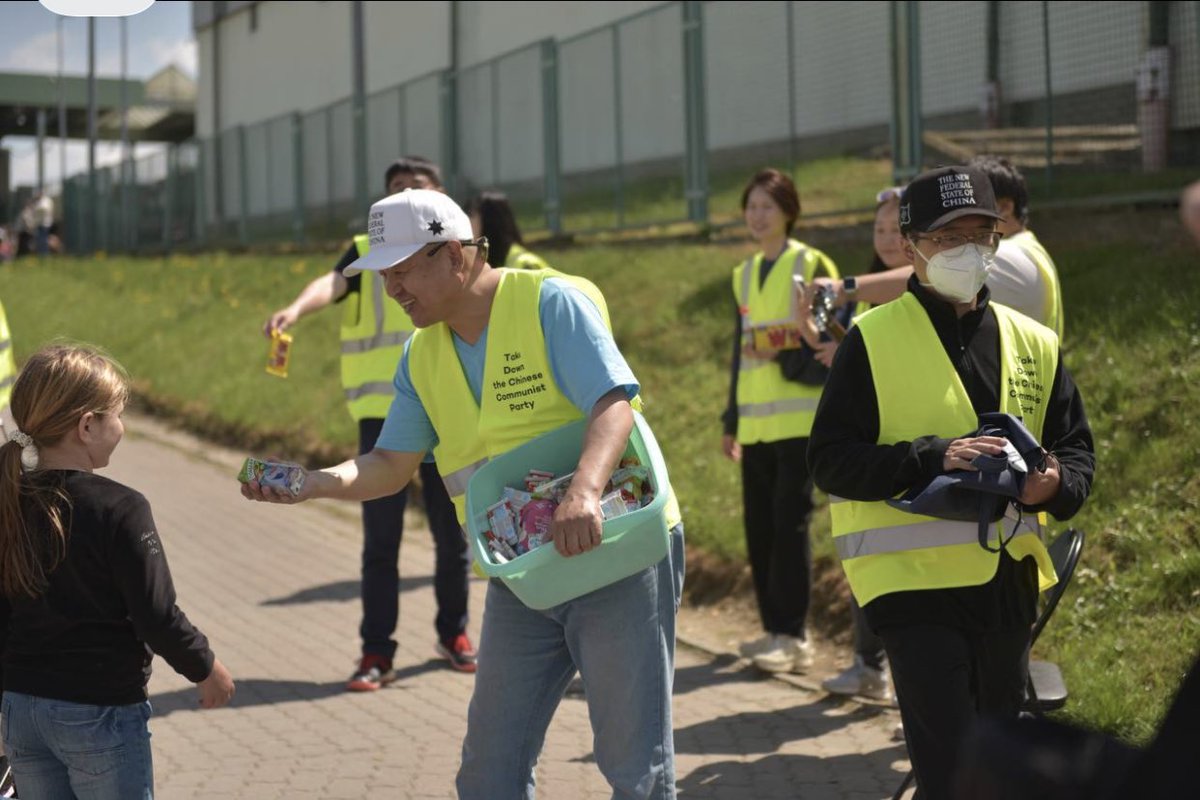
[0, 471, 214, 705]
[808, 278, 1095, 630]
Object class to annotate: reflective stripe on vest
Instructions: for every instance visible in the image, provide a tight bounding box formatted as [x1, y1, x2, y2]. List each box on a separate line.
[737, 396, 820, 418]
[732, 240, 839, 445]
[830, 295, 1060, 606]
[440, 457, 490, 499]
[339, 234, 414, 421]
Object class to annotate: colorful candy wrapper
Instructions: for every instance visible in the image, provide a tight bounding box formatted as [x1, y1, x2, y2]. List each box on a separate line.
[486, 500, 520, 546]
[238, 457, 305, 496]
[266, 330, 293, 378]
[600, 491, 630, 520]
[524, 469, 556, 492]
[532, 472, 575, 502]
[501, 486, 533, 514]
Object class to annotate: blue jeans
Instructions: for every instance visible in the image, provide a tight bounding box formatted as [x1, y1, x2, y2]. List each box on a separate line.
[359, 419, 471, 657]
[457, 524, 685, 800]
[1, 692, 153, 800]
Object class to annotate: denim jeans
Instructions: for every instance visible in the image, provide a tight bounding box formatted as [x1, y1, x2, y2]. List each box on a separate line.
[359, 419, 471, 657]
[457, 524, 685, 800]
[1, 691, 153, 800]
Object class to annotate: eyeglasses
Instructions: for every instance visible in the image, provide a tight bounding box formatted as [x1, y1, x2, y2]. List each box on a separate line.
[912, 230, 1002, 251]
[426, 237, 488, 258]
[875, 187, 903, 204]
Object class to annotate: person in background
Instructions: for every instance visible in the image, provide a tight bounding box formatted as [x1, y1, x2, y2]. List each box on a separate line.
[0, 344, 235, 799]
[1181, 179, 1200, 246]
[968, 155, 1064, 338]
[722, 168, 840, 675]
[33, 193, 54, 257]
[463, 190, 550, 270]
[264, 155, 475, 689]
[819, 187, 907, 703]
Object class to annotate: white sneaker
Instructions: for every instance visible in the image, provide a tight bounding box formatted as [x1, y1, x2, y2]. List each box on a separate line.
[892, 721, 906, 742]
[821, 656, 893, 702]
[752, 635, 814, 673]
[737, 633, 777, 659]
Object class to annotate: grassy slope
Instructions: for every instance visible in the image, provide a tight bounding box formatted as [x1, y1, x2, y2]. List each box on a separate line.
[0, 207, 1195, 744]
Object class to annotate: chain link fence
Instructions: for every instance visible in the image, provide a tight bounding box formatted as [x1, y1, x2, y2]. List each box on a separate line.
[54, 0, 1200, 254]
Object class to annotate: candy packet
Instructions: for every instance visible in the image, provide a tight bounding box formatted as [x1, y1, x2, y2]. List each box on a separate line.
[238, 457, 306, 496]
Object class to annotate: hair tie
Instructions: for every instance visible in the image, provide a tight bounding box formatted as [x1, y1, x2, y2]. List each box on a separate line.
[7, 429, 39, 470]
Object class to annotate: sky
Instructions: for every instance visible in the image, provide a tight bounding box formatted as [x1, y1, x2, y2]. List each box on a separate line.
[1, 0, 197, 192]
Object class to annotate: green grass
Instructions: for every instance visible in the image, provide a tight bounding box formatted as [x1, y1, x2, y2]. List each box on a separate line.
[0, 206, 1196, 745]
[512, 156, 893, 235]
[513, 156, 1182, 239]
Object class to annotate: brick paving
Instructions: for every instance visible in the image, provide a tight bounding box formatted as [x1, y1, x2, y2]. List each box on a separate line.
[104, 415, 908, 799]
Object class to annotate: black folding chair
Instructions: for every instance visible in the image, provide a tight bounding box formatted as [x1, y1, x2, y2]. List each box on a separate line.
[890, 528, 1086, 800]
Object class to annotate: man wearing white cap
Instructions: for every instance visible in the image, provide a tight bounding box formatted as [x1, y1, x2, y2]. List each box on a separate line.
[242, 189, 686, 799]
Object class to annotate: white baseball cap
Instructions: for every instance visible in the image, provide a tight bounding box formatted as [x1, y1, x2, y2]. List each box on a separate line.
[343, 189, 475, 276]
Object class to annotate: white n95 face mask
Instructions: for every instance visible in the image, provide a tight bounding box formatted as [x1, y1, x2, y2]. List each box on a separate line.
[917, 243, 994, 303]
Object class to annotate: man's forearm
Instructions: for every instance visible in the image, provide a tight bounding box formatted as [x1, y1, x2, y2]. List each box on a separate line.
[572, 390, 634, 499]
[290, 271, 348, 319]
[307, 448, 417, 502]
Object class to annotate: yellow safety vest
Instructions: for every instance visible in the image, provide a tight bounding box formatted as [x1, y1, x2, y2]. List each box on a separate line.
[1007, 230, 1064, 340]
[732, 239, 840, 444]
[506, 243, 550, 271]
[406, 268, 679, 528]
[0, 297, 15, 415]
[830, 294, 1059, 606]
[339, 235, 415, 421]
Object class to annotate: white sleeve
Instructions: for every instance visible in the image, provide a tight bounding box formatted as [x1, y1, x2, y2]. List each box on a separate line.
[987, 241, 1047, 325]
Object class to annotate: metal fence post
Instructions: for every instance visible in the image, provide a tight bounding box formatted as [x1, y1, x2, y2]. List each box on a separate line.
[292, 111, 306, 245]
[440, 70, 459, 197]
[163, 145, 175, 251]
[195, 139, 207, 246]
[129, 158, 139, 253]
[540, 39, 563, 235]
[238, 124, 249, 245]
[682, 0, 709, 225]
[491, 62, 502, 186]
[1042, 0, 1053, 196]
[612, 23, 626, 228]
[786, 1, 798, 174]
[890, 0, 923, 183]
[352, 0, 369, 222]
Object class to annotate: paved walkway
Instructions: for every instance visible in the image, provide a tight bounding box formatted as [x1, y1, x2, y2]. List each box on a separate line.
[108, 415, 908, 799]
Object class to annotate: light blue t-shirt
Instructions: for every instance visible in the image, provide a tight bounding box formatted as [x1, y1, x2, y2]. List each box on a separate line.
[376, 278, 639, 454]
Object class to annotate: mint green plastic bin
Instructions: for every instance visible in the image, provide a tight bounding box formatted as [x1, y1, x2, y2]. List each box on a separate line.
[465, 411, 672, 610]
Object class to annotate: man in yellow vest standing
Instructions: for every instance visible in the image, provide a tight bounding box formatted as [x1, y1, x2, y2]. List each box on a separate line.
[244, 189, 685, 798]
[808, 165, 1095, 800]
[968, 155, 1065, 338]
[263, 157, 475, 690]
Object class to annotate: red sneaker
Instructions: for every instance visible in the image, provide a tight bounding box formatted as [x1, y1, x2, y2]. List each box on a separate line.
[346, 654, 396, 692]
[436, 633, 478, 673]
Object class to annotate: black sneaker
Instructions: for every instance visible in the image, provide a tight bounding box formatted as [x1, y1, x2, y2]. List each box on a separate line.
[346, 654, 396, 692]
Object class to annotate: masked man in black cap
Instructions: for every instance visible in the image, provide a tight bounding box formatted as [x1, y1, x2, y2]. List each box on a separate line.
[807, 165, 1095, 800]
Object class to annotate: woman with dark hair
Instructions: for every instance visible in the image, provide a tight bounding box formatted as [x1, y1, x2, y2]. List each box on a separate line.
[820, 186, 910, 705]
[721, 168, 840, 674]
[464, 191, 550, 270]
